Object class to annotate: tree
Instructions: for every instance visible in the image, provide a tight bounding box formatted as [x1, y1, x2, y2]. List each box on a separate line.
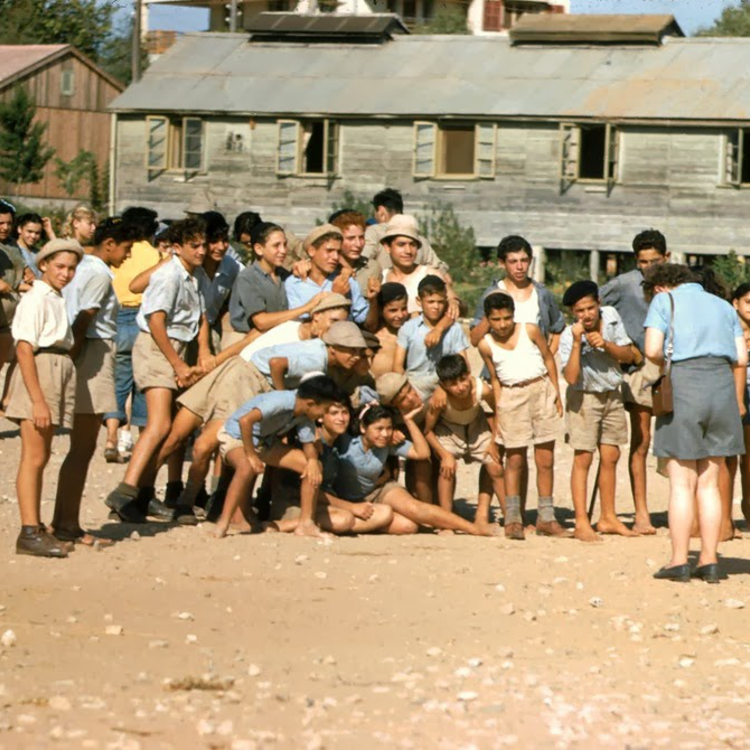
[54, 150, 96, 198]
[99, 15, 149, 86]
[0, 0, 117, 61]
[0, 86, 55, 196]
[697, 0, 750, 36]
[414, 6, 469, 35]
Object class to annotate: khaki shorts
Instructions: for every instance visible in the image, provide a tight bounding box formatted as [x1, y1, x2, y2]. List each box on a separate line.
[363, 480, 402, 504]
[220, 329, 247, 349]
[497, 377, 560, 449]
[621, 358, 661, 409]
[132, 332, 188, 392]
[217, 427, 279, 461]
[565, 388, 628, 451]
[4, 351, 76, 428]
[177, 357, 271, 423]
[434, 416, 493, 463]
[74, 338, 116, 415]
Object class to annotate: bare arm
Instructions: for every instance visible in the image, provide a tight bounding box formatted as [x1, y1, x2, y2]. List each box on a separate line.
[196, 315, 212, 373]
[15, 340, 50, 429]
[470, 318, 490, 348]
[238, 409, 265, 474]
[547, 331, 561, 356]
[562, 323, 584, 386]
[478, 340, 502, 443]
[529, 324, 562, 415]
[268, 356, 289, 391]
[401, 412, 431, 461]
[644, 327, 665, 366]
[251, 292, 328, 332]
[128, 256, 170, 294]
[393, 344, 407, 374]
[734, 336, 748, 417]
[213, 328, 261, 368]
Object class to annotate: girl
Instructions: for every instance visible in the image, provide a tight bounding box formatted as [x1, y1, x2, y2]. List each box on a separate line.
[6, 239, 83, 558]
[15, 213, 44, 280]
[333, 404, 491, 536]
[60, 204, 97, 247]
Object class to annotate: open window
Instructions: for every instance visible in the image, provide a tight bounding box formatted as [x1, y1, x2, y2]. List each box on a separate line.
[559, 122, 618, 193]
[145, 115, 204, 180]
[412, 122, 496, 179]
[724, 129, 750, 187]
[276, 119, 339, 177]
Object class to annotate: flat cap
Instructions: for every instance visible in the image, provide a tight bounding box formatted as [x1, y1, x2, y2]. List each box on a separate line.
[311, 293, 351, 315]
[381, 214, 422, 248]
[303, 223, 343, 252]
[321, 320, 367, 348]
[361, 330, 382, 350]
[376, 372, 408, 405]
[562, 280, 599, 307]
[36, 238, 84, 265]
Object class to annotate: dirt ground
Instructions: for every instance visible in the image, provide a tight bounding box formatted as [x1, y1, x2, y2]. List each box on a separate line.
[2, 409, 750, 750]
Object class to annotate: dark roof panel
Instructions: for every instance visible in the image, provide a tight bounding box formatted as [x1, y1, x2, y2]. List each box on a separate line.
[245, 12, 408, 41]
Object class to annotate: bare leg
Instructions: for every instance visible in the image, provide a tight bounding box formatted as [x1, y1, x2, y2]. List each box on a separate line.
[628, 405, 656, 534]
[406, 458, 433, 505]
[696, 457, 723, 567]
[152, 407, 202, 470]
[741, 424, 750, 526]
[17, 421, 54, 526]
[104, 416, 119, 453]
[474, 465, 498, 535]
[213, 448, 258, 538]
[495, 445, 507, 517]
[596, 443, 637, 537]
[504, 448, 527, 505]
[379, 511, 419, 535]
[534, 441, 555, 498]
[665, 458, 698, 566]
[571, 449, 599, 542]
[436, 467, 455, 513]
[382, 486, 485, 535]
[718, 457, 737, 541]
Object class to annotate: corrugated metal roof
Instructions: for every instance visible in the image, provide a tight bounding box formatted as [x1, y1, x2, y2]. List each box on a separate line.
[110, 32, 750, 121]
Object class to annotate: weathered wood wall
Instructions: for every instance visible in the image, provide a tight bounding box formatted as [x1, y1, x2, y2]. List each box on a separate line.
[113, 115, 750, 257]
[0, 53, 121, 203]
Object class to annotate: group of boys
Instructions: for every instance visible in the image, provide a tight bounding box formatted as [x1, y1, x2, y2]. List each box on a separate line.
[0, 188, 683, 553]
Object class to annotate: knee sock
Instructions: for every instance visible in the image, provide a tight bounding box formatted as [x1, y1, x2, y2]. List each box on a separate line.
[505, 495, 522, 525]
[538, 496, 556, 524]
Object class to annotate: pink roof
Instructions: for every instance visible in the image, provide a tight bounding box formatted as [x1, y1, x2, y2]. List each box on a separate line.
[0, 45, 69, 85]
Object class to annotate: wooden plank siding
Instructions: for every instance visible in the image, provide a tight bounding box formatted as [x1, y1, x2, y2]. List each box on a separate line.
[113, 115, 750, 257]
[0, 52, 121, 202]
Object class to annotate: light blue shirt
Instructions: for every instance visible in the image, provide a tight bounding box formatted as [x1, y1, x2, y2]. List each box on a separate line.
[644, 283, 742, 363]
[559, 306, 631, 393]
[285, 270, 369, 325]
[224, 390, 316, 445]
[250, 339, 328, 389]
[204, 251, 244, 326]
[332, 433, 412, 501]
[396, 315, 469, 398]
[63, 254, 118, 339]
[18, 244, 41, 279]
[137, 255, 205, 341]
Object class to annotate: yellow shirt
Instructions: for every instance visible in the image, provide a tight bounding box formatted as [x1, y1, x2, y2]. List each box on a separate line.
[112, 240, 161, 307]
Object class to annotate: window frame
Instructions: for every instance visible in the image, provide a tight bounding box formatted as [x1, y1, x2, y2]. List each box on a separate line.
[144, 115, 205, 180]
[558, 121, 618, 193]
[412, 121, 496, 180]
[723, 127, 749, 188]
[60, 69, 75, 97]
[275, 118, 339, 178]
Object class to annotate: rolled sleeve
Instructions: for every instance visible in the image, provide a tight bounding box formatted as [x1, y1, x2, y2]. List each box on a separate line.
[141, 272, 177, 319]
[392, 439, 413, 458]
[11, 295, 44, 348]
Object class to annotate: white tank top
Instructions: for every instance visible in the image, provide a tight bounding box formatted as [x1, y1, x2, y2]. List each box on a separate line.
[443, 376, 484, 425]
[499, 280, 540, 327]
[484, 324, 546, 386]
[382, 265, 433, 314]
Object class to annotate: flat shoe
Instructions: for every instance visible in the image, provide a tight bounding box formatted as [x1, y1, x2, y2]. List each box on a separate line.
[112, 499, 147, 524]
[504, 522, 525, 541]
[104, 446, 124, 464]
[147, 498, 174, 520]
[173, 505, 199, 526]
[653, 563, 691, 582]
[16, 527, 68, 558]
[692, 563, 721, 584]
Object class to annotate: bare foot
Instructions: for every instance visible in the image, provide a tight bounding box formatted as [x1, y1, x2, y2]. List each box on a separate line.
[437, 529, 456, 536]
[474, 521, 502, 537]
[262, 522, 280, 534]
[232, 512, 261, 534]
[212, 521, 230, 539]
[293, 520, 328, 539]
[742, 498, 750, 528]
[719, 523, 740, 542]
[596, 518, 639, 537]
[574, 525, 602, 543]
[632, 516, 656, 535]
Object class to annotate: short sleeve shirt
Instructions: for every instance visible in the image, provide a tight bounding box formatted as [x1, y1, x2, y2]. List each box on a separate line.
[228, 262, 288, 333]
[224, 389, 316, 446]
[249, 339, 328, 388]
[332, 433, 412, 501]
[644, 283, 742, 363]
[284, 271, 369, 325]
[559, 306, 631, 392]
[239, 320, 303, 362]
[63, 254, 118, 339]
[12, 279, 73, 352]
[136, 255, 205, 341]
[204, 251, 244, 326]
[600, 269, 650, 353]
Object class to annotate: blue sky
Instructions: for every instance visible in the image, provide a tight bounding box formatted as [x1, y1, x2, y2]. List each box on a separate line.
[132, 0, 738, 35]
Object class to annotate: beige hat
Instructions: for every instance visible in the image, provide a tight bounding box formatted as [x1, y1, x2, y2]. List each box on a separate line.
[311, 293, 351, 315]
[381, 214, 422, 248]
[303, 223, 343, 252]
[322, 320, 367, 349]
[36, 238, 84, 265]
[376, 372, 408, 405]
[362, 330, 382, 350]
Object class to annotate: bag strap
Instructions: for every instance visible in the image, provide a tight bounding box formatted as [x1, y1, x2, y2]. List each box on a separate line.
[664, 292, 675, 374]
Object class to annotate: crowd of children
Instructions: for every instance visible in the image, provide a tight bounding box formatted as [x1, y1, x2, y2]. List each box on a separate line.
[1, 191, 748, 560]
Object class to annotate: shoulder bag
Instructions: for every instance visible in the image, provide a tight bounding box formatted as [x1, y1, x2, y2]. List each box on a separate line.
[651, 292, 674, 417]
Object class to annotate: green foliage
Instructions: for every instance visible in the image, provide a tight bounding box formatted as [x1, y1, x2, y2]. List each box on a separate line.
[99, 16, 149, 86]
[0, 86, 55, 194]
[709, 250, 750, 290]
[697, 0, 750, 36]
[328, 189, 373, 220]
[54, 149, 96, 198]
[90, 159, 109, 214]
[543, 250, 591, 314]
[0, 0, 117, 61]
[414, 6, 469, 35]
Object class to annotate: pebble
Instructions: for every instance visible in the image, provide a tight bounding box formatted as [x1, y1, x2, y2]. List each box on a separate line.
[104, 625, 123, 636]
[663, 623, 680, 632]
[149, 639, 169, 649]
[1, 629, 17, 647]
[500, 603, 515, 616]
[457, 691, 478, 702]
[196, 719, 214, 736]
[315, 572, 328, 580]
[700, 624, 719, 635]
[130, 531, 141, 541]
[454, 667, 472, 678]
[725, 599, 745, 610]
[185, 634, 198, 644]
[589, 597, 603, 608]
[231, 741, 258, 750]
[176, 612, 194, 620]
[48, 696, 71, 712]
[495, 584, 506, 593]
[468, 658, 483, 668]
[295, 555, 308, 565]
[426, 647, 443, 658]
[678, 656, 695, 668]
[248, 664, 262, 677]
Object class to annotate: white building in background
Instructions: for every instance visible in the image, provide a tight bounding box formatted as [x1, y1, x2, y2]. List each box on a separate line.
[143, 0, 569, 35]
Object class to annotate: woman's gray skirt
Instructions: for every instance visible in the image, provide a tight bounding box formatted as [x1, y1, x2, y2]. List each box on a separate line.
[654, 356, 744, 460]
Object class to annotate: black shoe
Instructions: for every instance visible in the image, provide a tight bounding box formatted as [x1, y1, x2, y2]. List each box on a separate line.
[16, 526, 68, 558]
[146, 498, 174, 520]
[173, 504, 199, 525]
[653, 563, 691, 582]
[693, 563, 721, 584]
[194, 487, 209, 510]
[204, 490, 225, 523]
[164, 481, 185, 509]
[116, 499, 148, 524]
[105, 486, 144, 522]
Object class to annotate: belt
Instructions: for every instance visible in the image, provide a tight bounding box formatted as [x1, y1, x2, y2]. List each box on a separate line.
[502, 375, 545, 389]
[35, 346, 71, 356]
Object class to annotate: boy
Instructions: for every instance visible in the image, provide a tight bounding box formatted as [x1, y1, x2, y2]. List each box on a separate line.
[394, 275, 468, 400]
[105, 217, 211, 523]
[424, 355, 504, 536]
[330, 211, 382, 290]
[478, 293, 567, 540]
[51, 218, 141, 545]
[368, 282, 409, 377]
[600, 229, 669, 535]
[214, 375, 340, 538]
[732, 282, 750, 528]
[559, 280, 636, 543]
[285, 224, 370, 325]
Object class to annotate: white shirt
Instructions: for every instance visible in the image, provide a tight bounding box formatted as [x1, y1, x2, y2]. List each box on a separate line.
[63, 254, 118, 340]
[499, 280, 540, 327]
[12, 279, 74, 352]
[239, 320, 303, 362]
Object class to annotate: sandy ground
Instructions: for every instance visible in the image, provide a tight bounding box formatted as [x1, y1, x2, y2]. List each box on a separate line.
[2, 410, 750, 750]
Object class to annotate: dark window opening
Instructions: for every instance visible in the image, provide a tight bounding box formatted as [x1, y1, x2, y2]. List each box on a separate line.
[742, 129, 750, 184]
[439, 126, 475, 175]
[303, 121, 325, 174]
[579, 124, 606, 180]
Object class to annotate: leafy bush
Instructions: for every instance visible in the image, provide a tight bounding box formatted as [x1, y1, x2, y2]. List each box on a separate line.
[328, 189, 372, 221]
[708, 250, 750, 292]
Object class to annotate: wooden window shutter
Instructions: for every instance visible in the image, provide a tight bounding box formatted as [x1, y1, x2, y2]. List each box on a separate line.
[277, 120, 300, 175]
[559, 122, 579, 194]
[475, 123, 496, 178]
[725, 129, 742, 187]
[605, 123, 619, 194]
[146, 115, 168, 180]
[413, 121, 437, 178]
[326, 120, 339, 176]
[182, 117, 204, 173]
